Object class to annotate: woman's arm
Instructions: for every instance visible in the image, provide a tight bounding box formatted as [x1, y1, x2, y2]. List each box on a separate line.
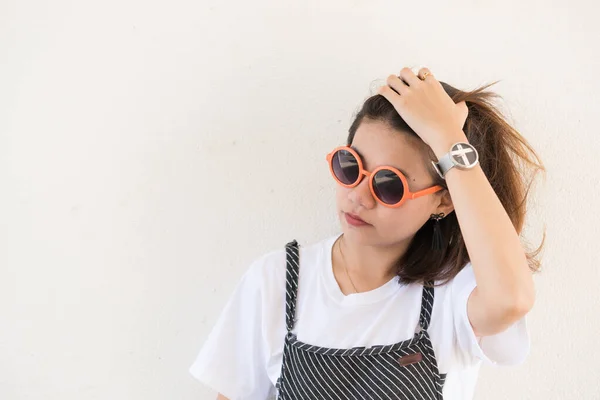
[377, 68, 535, 339]
[378, 68, 535, 339]
[217, 394, 230, 400]
[431, 132, 535, 338]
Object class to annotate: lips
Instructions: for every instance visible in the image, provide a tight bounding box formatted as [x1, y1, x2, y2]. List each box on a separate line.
[344, 212, 370, 226]
[348, 213, 366, 223]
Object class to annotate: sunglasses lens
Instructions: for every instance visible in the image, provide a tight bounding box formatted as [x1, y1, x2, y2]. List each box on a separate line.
[373, 169, 405, 205]
[332, 150, 360, 185]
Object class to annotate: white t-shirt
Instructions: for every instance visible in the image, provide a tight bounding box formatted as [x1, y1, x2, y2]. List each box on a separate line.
[190, 233, 530, 400]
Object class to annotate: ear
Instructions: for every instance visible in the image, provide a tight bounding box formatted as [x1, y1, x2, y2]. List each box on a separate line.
[435, 188, 455, 217]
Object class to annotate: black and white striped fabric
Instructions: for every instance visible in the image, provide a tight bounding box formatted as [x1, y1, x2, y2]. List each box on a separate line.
[276, 240, 447, 400]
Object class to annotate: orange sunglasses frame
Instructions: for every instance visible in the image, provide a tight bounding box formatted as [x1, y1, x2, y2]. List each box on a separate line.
[326, 146, 444, 208]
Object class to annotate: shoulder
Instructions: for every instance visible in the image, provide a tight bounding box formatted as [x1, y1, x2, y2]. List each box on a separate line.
[429, 261, 530, 368]
[432, 261, 476, 300]
[429, 261, 476, 331]
[243, 235, 335, 294]
[427, 262, 476, 370]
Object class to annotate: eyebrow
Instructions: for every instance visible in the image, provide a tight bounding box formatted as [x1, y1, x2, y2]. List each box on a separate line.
[350, 145, 412, 179]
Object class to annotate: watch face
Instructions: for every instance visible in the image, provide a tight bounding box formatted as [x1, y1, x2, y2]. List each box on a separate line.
[450, 143, 478, 168]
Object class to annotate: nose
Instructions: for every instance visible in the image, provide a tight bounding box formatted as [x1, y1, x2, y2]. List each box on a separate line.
[347, 173, 376, 209]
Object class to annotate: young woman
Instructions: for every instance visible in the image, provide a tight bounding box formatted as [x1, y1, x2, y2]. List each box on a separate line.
[189, 67, 545, 400]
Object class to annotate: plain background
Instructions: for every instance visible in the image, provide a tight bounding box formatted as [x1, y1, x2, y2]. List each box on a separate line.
[2, 0, 599, 399]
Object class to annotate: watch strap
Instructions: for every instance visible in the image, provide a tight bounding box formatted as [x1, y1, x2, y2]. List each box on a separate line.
[432, 153, 454, 179]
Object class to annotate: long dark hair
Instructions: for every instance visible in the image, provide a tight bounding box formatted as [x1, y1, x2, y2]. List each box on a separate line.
[346, 80, 546, 285]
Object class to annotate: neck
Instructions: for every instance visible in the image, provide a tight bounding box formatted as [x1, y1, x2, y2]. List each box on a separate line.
[333, 233, 410, 293]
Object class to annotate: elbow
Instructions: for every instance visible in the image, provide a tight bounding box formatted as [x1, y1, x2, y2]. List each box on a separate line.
[504, 284, 535, 321]
[491, 280, 535, 324]
[505, 263, 536, 319]
[475, 275, 535, 337]
[514, 290, 535, 317]
[479, 292, 533, 337]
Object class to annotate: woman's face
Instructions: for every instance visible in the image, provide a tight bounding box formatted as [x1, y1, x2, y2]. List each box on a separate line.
[335, 119, 449, 247]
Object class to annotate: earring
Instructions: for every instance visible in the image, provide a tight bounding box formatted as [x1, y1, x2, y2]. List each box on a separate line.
[430, 212, 445, 251]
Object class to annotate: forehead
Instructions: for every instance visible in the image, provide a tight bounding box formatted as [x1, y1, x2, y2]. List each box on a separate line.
[351, 120, 430, 177]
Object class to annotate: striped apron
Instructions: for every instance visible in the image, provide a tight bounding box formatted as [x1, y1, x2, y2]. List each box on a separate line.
[275, 240, 447, 400]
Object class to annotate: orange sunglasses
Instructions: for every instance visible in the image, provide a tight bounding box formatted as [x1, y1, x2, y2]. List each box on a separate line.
[326, 146, 444, 208]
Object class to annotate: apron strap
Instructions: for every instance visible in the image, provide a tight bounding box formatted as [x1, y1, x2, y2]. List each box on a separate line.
[418, 281, 435, 331]
[284, 239, 300, 332]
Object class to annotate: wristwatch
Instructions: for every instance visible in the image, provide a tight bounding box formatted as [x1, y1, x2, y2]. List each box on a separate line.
[431, 142, 479, 179]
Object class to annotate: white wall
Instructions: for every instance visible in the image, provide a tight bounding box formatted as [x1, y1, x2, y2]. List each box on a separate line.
[1, 0, 599, 399]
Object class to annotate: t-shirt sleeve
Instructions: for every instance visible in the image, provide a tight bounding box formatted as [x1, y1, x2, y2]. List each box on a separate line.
[450, 262, 531, 366]
[189, 257, 274, 399]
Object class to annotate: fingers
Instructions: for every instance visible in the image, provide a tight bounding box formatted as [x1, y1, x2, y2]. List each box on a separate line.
[380, 66, 438, 98]
[399, 67, 422, 87]
[417, 67, 434, 82]
[385, 74, 409, 96]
